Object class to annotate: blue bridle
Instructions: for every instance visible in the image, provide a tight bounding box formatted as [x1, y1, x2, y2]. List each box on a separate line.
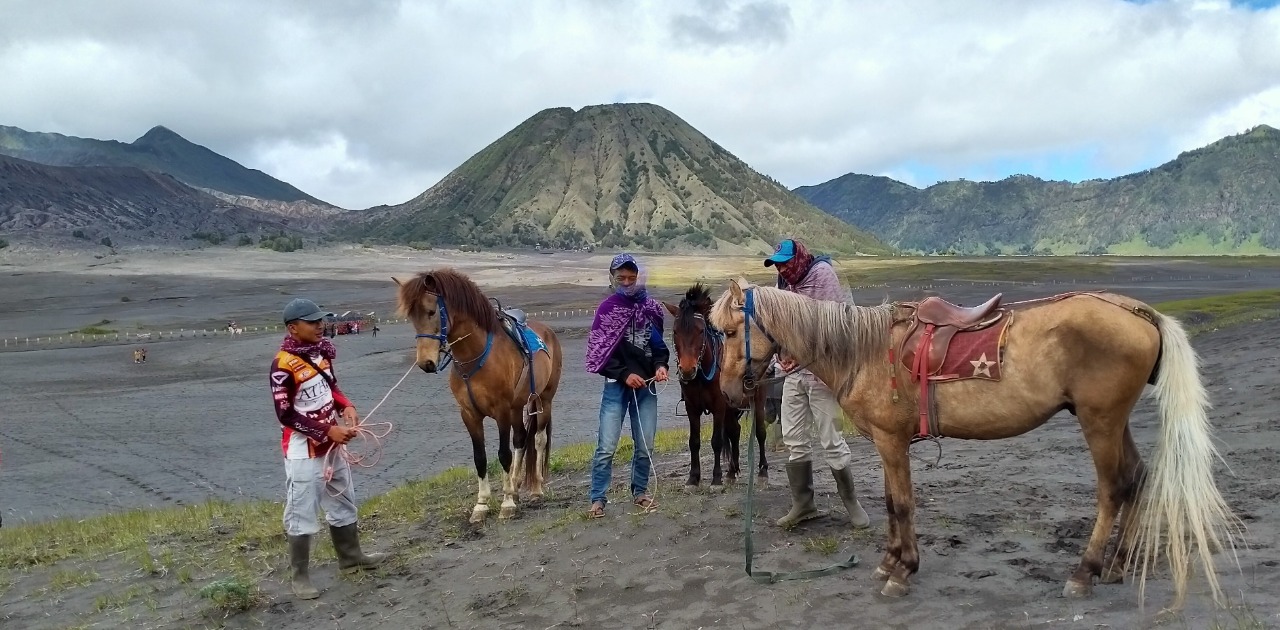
[675, 312, 722, 383]
[741, 288, 781, 391]
[413, 293, 494, 381]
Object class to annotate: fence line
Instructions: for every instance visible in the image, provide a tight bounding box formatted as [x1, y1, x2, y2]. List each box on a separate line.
[0, 274, 1227, 350]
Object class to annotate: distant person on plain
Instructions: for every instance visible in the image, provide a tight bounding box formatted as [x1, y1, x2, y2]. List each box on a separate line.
[270, 298, 386, 600]
[766, 239, 870, 530]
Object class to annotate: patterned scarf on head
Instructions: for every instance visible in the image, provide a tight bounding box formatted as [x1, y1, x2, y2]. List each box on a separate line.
[777, 240, 816, 288]
[280, 334, 336, 361]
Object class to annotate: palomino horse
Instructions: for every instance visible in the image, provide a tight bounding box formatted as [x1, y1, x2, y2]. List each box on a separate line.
[396, 269, 563, 523]
[663, 283, 768, 488]
[132, 348, 147, 364]
[710, 279, 1237, 606]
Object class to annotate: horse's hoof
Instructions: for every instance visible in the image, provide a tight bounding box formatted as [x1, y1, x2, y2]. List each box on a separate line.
[872, 566, 892, 582]
[1062, 579, 1092, 599]
[881, 579, 909, 597]
[499, 506, 518, 520]
[469, 507, 488, 524]
[1099, 568, 1125, 584]
[708, 484, 726, 494]
[683, 483, 698, 494]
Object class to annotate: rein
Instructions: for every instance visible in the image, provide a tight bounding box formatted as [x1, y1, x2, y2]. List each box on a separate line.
[741, 288, 811, 390]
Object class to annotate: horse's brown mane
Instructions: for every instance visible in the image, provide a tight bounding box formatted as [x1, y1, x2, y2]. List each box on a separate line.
[398, 268, 501, 333]
[677, 282, 712, 329]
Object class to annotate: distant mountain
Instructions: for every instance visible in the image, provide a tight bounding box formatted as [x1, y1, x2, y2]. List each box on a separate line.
[795, 125, 1280, 255]
[0, 124, 329, 205]
[0, 154, 289, 243]
[349, 103, 893, 255]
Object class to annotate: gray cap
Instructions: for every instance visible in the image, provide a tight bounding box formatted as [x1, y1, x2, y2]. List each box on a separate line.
[282, 298, 333, 324]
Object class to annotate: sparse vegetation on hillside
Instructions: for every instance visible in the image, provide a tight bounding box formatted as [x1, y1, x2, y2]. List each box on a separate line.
[259, 233, 302, 252]
[797, 124, 1280, 255]
[348, 103, 892, 255]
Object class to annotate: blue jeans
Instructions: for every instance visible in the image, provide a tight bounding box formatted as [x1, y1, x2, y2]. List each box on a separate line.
[589, 380, 658, 504]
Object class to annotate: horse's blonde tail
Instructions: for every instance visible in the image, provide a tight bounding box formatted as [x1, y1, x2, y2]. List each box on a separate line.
[1127, 312, 1240, 608]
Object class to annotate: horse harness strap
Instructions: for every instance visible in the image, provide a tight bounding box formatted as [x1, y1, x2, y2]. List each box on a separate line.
[742, 289, 783, 391]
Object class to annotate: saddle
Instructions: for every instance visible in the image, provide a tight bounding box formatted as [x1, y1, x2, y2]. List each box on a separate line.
[896, 293, 1009, 439]
[899, 294, 1004, 377]
[491, 300, 547, 361]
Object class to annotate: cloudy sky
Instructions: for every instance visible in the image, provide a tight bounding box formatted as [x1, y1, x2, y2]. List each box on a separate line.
[2, 0, 1278, 209]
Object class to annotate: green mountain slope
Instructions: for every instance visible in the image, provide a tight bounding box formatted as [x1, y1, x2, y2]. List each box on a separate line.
[350, 103, 892, 255]
[795, 125, 1280, 254]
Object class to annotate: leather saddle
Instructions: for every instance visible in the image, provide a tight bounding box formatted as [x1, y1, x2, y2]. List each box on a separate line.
[899, 293, 1005, 378]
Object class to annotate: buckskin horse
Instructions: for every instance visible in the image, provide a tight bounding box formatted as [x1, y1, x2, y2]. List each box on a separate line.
[396, 269, 563, 523]
[663, 283, 768, 488]
[709, 279, 1238, 607]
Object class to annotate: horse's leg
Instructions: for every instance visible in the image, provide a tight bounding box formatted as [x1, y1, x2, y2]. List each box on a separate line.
[709, 401, 726, 487]
[725, 407, 743, 482]
[1101, 427, 1145, 584]
[873, 468, 901, 582]
[500, 415, 522, 520]
[464, 412, 491, 524]
[529, 397, 552, 500]
[875, 434, 917, 597]
[510, 408, 529, 497]
[1063, 407, 1133, 598]
[1090, 422, 1152, 586]
[686, 398, 702, 488]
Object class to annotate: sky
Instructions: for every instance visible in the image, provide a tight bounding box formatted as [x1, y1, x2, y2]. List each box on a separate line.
[1, 0, 1278, 210]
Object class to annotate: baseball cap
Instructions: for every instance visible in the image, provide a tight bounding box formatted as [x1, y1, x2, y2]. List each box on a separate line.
[282, 298, 333, 324]
[763, 239, 796, 267]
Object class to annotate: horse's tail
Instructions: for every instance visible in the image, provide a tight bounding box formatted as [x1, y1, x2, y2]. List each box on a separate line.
[1127, 312, 1240, 607]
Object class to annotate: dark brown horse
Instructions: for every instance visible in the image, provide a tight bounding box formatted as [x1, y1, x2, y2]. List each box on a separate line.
[663, 283, 767, 487]
[710, 279, 1239, 608]
[396, 269, 563, 524]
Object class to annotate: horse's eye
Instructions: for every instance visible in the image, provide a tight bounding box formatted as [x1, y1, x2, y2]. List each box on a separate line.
[426, 310, 436, 317]
[724, 330, 736, 338]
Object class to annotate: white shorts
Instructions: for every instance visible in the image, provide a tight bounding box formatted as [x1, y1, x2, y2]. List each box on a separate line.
[282, 456, 359, 536]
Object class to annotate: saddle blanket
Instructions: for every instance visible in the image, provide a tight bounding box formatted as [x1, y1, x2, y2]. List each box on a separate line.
[517, 325, 548, 356]
[932, 319, 1008, 381]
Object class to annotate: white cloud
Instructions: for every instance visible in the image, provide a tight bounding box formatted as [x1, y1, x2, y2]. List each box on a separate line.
[0, 0, 1277, 209]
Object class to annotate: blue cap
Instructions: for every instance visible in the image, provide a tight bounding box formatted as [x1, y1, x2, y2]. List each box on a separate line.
[282, 298, 333, 324]
[763, 239, 796, 266]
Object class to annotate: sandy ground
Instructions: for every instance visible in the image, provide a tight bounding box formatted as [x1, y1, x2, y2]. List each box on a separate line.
[1, 246, 1279, 628]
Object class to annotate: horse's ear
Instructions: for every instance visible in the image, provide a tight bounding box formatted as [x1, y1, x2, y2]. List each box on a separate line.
[728, 279, 746, 304]
[662, 301, 678, 317]
[391, 276, 402, 286]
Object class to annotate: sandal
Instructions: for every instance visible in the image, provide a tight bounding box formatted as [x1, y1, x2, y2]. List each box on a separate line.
[588, 501, 606, 519]
[633, 494, 658, 511]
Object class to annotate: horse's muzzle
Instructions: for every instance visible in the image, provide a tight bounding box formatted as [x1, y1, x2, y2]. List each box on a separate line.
[420, 360, 437, 374]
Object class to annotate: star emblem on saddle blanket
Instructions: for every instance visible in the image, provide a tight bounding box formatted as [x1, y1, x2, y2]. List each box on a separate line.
[970, 353, 994, 378]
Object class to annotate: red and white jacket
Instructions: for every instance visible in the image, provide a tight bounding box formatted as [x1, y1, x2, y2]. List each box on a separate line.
[269, 350, 354, 459]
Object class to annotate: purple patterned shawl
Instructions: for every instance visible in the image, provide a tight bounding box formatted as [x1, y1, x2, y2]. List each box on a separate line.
[584, 293, 664, 374]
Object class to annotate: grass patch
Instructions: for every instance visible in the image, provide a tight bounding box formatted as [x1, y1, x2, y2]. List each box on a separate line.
[198, 577, 260, 614]
[72, 319, 116, 335]
[801, 535, 839, 555]
[48, 567, 100, 591]
[1154, 289, 1280, 334]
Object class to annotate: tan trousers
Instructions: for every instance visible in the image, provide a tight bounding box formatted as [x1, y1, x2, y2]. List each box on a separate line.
[781, 370, 852, 469]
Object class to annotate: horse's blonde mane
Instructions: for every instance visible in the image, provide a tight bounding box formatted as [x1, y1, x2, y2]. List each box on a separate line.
[711, 280, 893, 394]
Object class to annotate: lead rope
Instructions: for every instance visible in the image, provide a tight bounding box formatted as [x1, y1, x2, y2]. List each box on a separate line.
[322, 362, 414, 496]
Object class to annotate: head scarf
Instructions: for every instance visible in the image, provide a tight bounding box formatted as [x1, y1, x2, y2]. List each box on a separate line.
[585, 253, 664, 374]
[776, 239, 816, 288]
[280, 334, 336, 361]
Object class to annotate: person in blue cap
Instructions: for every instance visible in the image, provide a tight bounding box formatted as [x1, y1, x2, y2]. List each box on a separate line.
[270, 298, 386, 599]
[763, 239, 870, 531]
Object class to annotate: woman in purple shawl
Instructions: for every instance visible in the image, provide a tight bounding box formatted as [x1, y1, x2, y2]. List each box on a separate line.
[585, 253, 669, 518]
